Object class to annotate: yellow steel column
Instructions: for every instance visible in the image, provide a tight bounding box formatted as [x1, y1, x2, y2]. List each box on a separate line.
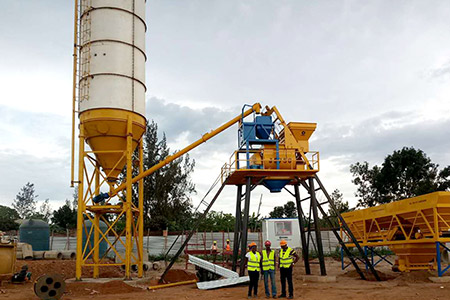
[75, 123, 85, 281]
[433, 207, 439, 240]
[93, 166, 100, 278]
[125, 116, 133, 280]
[138, 139, 144, 277]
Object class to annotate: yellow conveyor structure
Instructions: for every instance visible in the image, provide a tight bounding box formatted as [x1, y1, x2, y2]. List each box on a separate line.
[341, 192, 450, 273]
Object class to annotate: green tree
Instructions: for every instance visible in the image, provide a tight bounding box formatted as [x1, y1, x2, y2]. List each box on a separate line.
[351, 147, 450, 207]
[0, 205, 19, 231]
[269, 206, 284, 218]
[283, 201, 297, 218]
[268, 201, 297, 218]
[34, 199, 52, 223]
[327, 189, 350, 227]
[141, 121, 196, 230]
[52, 200, 77, 230]
[248, 212, 262, 231]
[12, 182, 38, 219]
[197, 211, 236, 232]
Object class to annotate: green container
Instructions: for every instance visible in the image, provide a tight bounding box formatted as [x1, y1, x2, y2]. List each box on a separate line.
[19, 219, 50, 251]
[82, 220, 108, 259]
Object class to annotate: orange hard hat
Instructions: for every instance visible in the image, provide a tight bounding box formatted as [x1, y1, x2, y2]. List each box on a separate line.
[280, 240, 287, 246]
[249, 242, 257, 248]
[264, 240, 271, 246]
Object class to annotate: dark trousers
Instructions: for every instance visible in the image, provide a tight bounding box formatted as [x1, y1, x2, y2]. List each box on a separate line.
[248, 270, 260, 296]
[280, 266, 293, 297]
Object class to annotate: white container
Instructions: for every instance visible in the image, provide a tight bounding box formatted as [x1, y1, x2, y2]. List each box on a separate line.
[262, 218, 301, 249]
[78, 0, 146, 116]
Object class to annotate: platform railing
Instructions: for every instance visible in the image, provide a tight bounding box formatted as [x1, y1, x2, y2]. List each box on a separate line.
[220, 150, 319, 184]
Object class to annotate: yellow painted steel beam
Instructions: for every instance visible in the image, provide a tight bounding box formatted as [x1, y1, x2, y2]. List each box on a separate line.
[111, 103, 262, 196]
[125, 115, 133, 280]
[75, 124, 85, 280]
[344, 238, 450, 247]
[93, 165, 100, 278]
[138, 140, 144, 278]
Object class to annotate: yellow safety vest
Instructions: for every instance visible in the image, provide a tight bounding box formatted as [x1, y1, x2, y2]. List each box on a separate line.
[262, 250, 275, 271]
[280, 247, 294, 268]
[247, 252, 261, 271]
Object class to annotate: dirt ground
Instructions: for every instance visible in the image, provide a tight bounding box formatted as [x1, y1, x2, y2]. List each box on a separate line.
[1, 257, 450, 300]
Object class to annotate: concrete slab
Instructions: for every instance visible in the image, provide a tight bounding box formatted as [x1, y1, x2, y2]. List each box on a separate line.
[429, 277, 450, 283]
[299, 275, 336, 283]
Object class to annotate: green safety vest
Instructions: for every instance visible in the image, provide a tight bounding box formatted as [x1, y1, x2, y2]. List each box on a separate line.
[280, 247, 294, 268]
[262, 250, 275, 271]
[247, 252, 261, 271]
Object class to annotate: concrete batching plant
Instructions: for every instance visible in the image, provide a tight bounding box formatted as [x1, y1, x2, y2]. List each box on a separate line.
[70, 0, 379, 284]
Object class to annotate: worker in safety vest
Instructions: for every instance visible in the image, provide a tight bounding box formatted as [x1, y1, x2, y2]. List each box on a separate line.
[278, 240, 299, 299]
[224, 239, 231, 263]
[245, 242, 261, 298]
[261, 240, 277, 298]
[211, 240, 218, 262]
[225, 239, 231, 251]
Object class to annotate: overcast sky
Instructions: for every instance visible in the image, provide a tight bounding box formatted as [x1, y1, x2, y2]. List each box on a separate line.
[0, 1, 449, 217]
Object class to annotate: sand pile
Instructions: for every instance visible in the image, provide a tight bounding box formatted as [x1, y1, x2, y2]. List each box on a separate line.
[15, 260, 123, 280]
[161, 269, 197, 284]
[66, 280, 144, 296]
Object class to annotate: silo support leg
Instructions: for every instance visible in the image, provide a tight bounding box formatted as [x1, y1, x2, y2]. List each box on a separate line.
[75, 124, 85, 281]
[93, 166, 100, 279]
[137, 140, 144, 278]
[93, 214, 100, 278]
[124, 116, 133, 280]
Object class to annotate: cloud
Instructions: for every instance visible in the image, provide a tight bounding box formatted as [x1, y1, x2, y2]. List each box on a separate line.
[429, 62, 450, 79]
[0, 105, 73, 208]
[1, 1, 450, 217]
[143, 99, 450, 214]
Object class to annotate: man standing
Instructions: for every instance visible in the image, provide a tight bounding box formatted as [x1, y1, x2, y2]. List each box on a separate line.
[211, 240, 218, 262]
[261, 240, 277, 299]
[278, 240, 299, 299]
[245, 242, 261, 298]
[225, 239, 231, 251]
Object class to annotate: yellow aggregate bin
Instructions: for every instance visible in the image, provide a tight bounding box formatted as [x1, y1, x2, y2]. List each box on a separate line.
[0, 243, 16, 274]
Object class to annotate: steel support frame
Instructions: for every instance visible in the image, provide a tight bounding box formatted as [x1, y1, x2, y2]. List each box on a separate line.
[313, 175, 381, 281]
[340, 246, 393, 270]
[436, 242, 450, 277]
[75, 118, 144, 280]
[159, 181, 227, 283]
[239, 177, 252, 276]
[293, 184, 311, 274]
[294, 176, 378, 281]
[232, 185, 243, 271]
[308, 177, 327, 275]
